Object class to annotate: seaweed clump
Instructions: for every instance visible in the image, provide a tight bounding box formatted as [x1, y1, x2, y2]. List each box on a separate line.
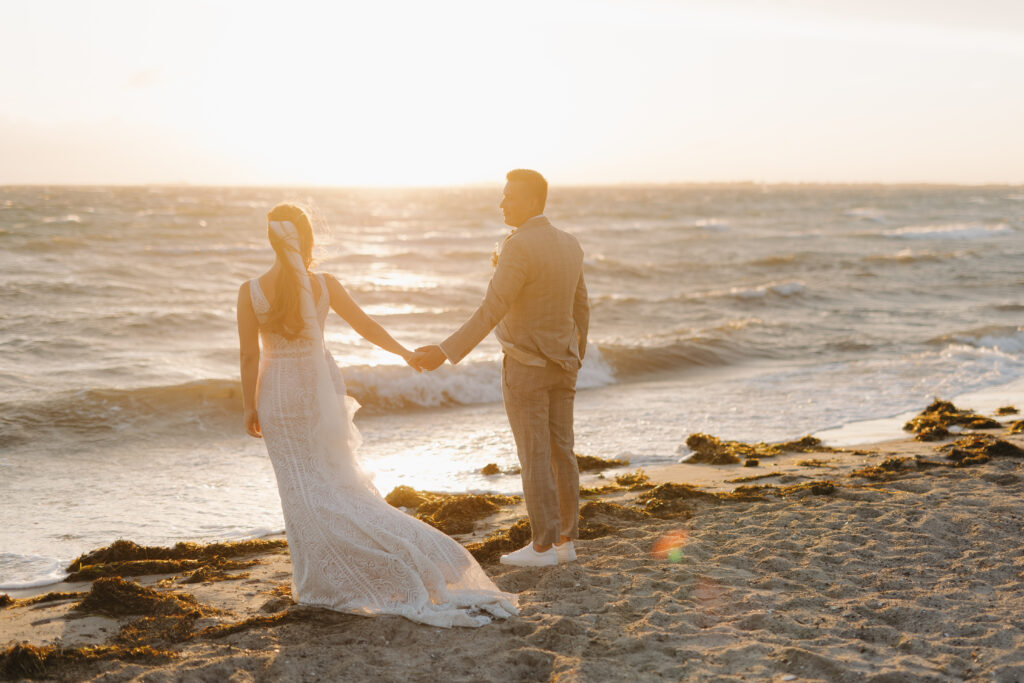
[74, 578, 218, 649]
[1009, 421, 1024, 435]
[464, 519, 533, 564]
[1, 643, 174, 680]
[614, 469, 653, 490]
[385, 486, 520, 535]
[997, 405, 1019, 416]
[636, 483, 714, 517]
[0, 594, 12, 609]
[576, 453, 629, 472]
[180, 562, 250, 584]
[684, 433, 831, 465]
[65, 538, 286, 581]
[480, 463, 501, 476]
[75, 577, 206, 619]
[903, 399, 1001, 441]
[941, 434, 1024, 467]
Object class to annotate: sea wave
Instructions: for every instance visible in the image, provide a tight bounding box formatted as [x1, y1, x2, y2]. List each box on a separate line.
[726, 281, 807, 300]
[844, 207, 886, 222]
[882, 223, 1012, 240]
[40, 214, 83, 224]
[927, 326, 1024, 354]
[864, 248, 966, 264]
[0, 338, 765, 445]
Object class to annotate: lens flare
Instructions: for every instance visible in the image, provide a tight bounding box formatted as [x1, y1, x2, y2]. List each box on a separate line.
[652, 529, 689, 563]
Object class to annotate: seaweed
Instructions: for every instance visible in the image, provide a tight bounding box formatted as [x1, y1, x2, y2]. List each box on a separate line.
[115, 614, 200, 647]
[0, 594, 12, 609]
[75, 577, 206, 619]
[575, 453, 629, 472]
[683, 433, 832, 465]
[265, 583, 292, 598]
[941, 434, 1024, 466]
[180, 563, 250, 584]
[915, 424, 950, 442]
[796, 459, 833, 468]
[636, 483, 713, 516]
[996, 405, 1018, 416]
[0, 643, 174, 680]
[385, 487, 520, 535]
[67, 538, 287, 571]
[778, 481, 836, 496]
[67, 557, 257, 582]
[579, 483, 624, 497]
[384, 485, 429, 509]
[725, 472, 779, 484]
[903, 399, 1001, 439]
[1009, 420, 1024, 435]
[64, 538, 285, 581]
[464, 519, 533, 565]
[743, 458, 759, 467]
[423, 497, 503, 535]
[614, 469, 653, 490]
[480, 463, 501, 476]
[17, 591, 87, 608]
[850, 457, 912, 480]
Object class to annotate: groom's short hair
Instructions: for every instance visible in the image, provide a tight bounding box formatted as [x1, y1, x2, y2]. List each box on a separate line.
[507, 169, 548, 211]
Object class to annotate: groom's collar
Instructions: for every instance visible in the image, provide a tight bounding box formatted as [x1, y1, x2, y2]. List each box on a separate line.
[517, 214, 548, 231]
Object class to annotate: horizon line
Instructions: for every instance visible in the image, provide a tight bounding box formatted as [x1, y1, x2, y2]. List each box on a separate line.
[2, 179, 1023, 190]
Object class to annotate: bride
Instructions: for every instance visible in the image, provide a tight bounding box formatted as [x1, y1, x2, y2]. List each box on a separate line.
[235, 203, 518, 627]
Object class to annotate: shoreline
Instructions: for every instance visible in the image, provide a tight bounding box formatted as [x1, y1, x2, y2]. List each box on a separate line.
[4, 406, 1024, 680]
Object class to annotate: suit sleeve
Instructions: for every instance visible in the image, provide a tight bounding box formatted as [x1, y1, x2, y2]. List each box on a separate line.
[573, 270, 590, 361]
[440, 239, 528, 364]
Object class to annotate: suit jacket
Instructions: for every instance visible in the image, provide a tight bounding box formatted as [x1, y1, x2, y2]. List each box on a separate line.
[440, 215, 589, 372]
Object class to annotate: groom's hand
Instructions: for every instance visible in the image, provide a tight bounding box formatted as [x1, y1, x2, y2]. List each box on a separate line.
[412, 345, 446, 371]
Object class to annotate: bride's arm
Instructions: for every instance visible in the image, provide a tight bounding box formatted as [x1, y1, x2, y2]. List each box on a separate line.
[322, 273, 414, 362]
[236, 282, 262, 437]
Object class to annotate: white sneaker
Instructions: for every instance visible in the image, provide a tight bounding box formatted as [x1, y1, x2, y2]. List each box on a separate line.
[555, 541, 577, 563]
[499, 544, 557, 567]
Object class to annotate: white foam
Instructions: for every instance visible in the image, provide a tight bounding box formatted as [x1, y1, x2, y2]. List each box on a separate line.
[40, 214, 82, 224]
[951, 329, 1024, 354]
[729, 281, 807, 299]
[578, 345, 617, 388]
[694, 218, 730, 231]
[845, 207, 886, 222]
[344, 345, 616, 410]
[883, 223, 1012, 240]
[0, 553, 68, 590]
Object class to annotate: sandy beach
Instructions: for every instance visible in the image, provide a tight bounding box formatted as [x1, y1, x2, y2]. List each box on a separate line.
[4, 411, 1024, 682]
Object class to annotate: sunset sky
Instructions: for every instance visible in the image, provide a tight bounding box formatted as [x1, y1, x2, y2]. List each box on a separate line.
[2, 0, 1023, 186]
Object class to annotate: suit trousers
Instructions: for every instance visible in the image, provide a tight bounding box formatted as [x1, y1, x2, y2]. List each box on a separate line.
[501, 355, 580, 547]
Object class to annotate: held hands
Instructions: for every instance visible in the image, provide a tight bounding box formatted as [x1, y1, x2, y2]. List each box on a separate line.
[408, 345, 447, 372]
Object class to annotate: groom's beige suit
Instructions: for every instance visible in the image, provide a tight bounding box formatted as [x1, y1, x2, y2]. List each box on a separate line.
[440, 215, 589, 547]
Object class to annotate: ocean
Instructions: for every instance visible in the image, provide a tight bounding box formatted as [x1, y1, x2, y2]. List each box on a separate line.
[2, 184, 1022, 589]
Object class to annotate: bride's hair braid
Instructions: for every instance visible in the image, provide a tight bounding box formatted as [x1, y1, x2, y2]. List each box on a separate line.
[264, 203, 316, 340]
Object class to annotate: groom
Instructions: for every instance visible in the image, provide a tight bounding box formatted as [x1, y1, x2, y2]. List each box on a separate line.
[411, 169, 589, 567]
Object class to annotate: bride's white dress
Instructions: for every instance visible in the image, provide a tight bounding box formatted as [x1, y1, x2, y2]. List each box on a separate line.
[249, 273, 517, 627]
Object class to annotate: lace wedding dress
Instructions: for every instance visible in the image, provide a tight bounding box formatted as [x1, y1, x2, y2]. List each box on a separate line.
[248, 268, 517, 628]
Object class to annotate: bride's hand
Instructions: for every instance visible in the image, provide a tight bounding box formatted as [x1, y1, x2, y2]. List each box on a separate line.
[245, 408, 262, 438]
[402, 348, 423, 373]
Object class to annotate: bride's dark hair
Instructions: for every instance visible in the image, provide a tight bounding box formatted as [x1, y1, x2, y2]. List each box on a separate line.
[264, 203, 315, 340]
